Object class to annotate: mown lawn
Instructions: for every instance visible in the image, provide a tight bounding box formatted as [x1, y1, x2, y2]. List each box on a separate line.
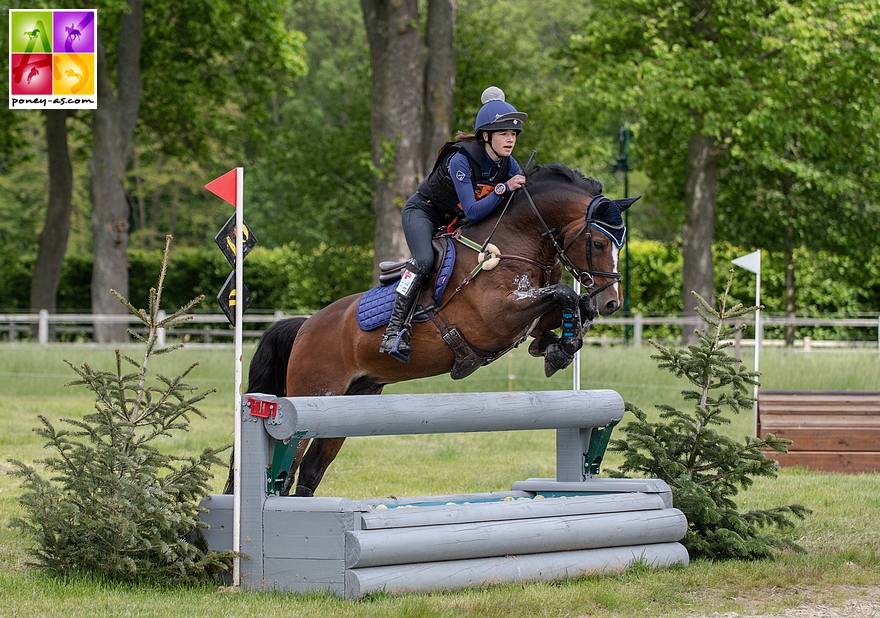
[0, 343, 878, 617]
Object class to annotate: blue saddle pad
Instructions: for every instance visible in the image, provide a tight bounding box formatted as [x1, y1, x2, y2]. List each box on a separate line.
[357, 238, 456, 331]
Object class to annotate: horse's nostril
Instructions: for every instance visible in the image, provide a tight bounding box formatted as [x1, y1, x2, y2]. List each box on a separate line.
[604, 299, 620, 315]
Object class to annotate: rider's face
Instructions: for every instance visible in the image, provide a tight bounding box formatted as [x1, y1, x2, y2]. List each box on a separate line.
[485, 130, 518, 160]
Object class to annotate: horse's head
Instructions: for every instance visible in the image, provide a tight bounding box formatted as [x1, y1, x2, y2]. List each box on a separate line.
[525, 164, 640, 318]
[576, 193, 639, 317]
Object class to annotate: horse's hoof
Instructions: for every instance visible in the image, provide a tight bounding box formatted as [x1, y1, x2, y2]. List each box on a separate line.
[529, 331, 558, 358]
[543, 343, 573, 377]
[528, 338, 543, 357]
[544, 358, 562, 377]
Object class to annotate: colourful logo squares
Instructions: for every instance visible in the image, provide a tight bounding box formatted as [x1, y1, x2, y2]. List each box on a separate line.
[8, 9, 97, 109]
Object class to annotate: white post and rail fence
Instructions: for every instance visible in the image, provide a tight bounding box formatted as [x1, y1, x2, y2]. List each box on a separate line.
[2, 311, 878, 354]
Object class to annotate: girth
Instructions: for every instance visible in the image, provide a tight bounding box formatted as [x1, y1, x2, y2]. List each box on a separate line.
[426, 308, 529, 381]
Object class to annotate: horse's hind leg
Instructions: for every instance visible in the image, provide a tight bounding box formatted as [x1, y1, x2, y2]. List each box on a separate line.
[291, 437, 347, 496]
[290, 375, 385, 497]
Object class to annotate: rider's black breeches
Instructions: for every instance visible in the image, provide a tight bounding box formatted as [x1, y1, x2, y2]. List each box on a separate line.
[401, 194, 446, 275]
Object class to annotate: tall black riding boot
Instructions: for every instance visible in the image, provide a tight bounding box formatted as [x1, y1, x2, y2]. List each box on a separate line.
[379, 260, 427, 362]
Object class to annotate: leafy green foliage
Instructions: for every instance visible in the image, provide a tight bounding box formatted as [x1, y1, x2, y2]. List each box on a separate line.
[138, 0, 307, 162]
[610, 272, 811, 560]
[7, 237, 235, 582]
[562, 0, 880, 317]
[718, 0, 880, 259]
[455, 0, 600, 168]
[245, 0, 375, 249]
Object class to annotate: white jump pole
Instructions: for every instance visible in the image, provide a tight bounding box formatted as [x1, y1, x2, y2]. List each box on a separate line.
[232, 167, 245, 587]
[573, 278, 581, 391]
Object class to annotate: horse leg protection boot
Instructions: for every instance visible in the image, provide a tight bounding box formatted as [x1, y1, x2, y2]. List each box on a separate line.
[560, 295, 581, 352]
[379, 260, 427, 362]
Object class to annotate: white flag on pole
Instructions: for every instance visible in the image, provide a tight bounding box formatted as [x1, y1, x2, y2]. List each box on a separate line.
[732, 249, 762, 438]
[732, 250, 761, 274]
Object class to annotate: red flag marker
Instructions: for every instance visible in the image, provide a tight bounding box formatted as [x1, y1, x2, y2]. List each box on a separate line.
[205, 168, 238, 207]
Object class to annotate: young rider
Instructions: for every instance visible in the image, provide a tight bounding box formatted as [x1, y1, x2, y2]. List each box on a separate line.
[379, 86, 528, 362]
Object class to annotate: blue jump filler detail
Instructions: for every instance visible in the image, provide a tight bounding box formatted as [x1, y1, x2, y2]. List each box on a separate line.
[357, 238, 456, 331]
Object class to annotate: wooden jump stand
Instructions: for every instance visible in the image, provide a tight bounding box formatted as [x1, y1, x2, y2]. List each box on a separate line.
[758, 390, 880, 473]
[199, 390, 689, 598]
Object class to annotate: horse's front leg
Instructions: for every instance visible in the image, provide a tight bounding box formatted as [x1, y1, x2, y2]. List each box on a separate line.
[527, 324, 584, 378]
[497, 281, 583, 377]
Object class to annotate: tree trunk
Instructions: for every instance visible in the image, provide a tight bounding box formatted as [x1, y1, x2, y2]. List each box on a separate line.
[30, 110, 74, 341]
[681, 133, 717, 344]
[422, 0, 456, 172]
[361, 0, 431, 280]
[90, 0, 143, 342]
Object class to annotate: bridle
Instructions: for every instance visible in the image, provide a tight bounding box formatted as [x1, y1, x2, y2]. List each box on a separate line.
[521, 188, 624, 298]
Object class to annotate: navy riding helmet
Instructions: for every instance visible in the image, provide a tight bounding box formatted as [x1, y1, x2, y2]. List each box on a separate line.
[474, 86, 527, 136]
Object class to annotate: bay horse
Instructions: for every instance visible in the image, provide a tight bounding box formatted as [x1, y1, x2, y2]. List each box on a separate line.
[225, 163, 637, 497]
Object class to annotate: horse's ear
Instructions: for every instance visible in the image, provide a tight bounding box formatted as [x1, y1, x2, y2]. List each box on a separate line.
[614, 196, 641, 211]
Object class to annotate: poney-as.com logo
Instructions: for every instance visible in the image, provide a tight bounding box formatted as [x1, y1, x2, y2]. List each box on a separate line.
[9, 9, 97, 109]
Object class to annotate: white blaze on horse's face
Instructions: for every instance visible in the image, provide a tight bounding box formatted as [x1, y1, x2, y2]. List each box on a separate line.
[587, 221, 625, 315]
[611, 244, 621, 297]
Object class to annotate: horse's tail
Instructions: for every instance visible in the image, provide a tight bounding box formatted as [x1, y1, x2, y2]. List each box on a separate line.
[246, 316, 308, 396]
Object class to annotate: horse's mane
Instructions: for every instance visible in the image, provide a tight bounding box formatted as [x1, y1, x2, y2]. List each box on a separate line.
[524, 163, 624, 236]
[529, 163, 604, 197]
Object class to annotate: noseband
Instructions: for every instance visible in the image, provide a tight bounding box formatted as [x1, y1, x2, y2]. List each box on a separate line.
[521, 189, 624, 298]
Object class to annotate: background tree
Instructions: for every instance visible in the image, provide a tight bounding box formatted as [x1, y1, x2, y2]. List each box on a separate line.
[360, 0, 456, 276]
[454, 0, 596, 169]
[716, 0, 880, 344]
[6, 0, 879, 331]
[134, 0, 307, 247]
[90, 0, 143, 342]
[564, 0, 774, 343]
[22, 0, 306, 340]
[246, 0, 374, 250]
[29, 110, 75, 341]
[0, 6, 62, 332]
[26, 0, 103, 340]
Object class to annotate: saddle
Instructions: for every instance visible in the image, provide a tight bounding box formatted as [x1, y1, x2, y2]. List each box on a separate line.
[378, 238, 448, 285]
[356, 238, 455, 332]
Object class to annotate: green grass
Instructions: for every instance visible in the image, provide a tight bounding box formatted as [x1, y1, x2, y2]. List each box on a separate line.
[1, 342, 879, 617]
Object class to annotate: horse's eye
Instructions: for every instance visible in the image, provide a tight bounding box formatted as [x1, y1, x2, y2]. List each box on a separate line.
[593, 240, 605, 251]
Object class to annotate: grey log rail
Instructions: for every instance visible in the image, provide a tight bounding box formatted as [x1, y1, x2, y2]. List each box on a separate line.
[199, 390, 689, 598]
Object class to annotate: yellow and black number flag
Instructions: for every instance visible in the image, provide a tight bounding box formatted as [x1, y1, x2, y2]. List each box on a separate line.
[214, 213, 257, 268]
[217, 271, 252, 327]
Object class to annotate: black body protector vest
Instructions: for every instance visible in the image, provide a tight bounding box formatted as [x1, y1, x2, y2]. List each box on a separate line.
[416, 141, 511, 220]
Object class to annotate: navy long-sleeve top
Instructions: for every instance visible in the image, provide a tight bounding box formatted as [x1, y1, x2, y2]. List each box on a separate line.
[447, 149, 522, 223]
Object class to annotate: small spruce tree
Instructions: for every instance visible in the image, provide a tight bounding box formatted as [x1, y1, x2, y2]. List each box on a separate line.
[9, 236, 235, 582]
[610, 271, 810, 560]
